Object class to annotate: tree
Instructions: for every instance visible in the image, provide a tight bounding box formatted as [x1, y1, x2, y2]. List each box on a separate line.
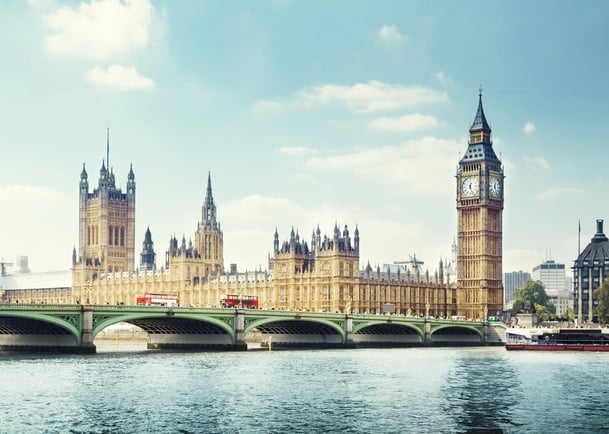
[593, 279, 609, 325]
[512, 280, 550, 315]
[533, 303, 556, 322]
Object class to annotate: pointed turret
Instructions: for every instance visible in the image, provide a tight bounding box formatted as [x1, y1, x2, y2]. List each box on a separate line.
[461, 89, 499, 163]
[202, 172, 217, 229]
[140, 226, 156, 270]
[127, 163, 135, 197]
[80, 163, 89, 197]
[274, 227, 280, 253]
[469, 89, 491, 137]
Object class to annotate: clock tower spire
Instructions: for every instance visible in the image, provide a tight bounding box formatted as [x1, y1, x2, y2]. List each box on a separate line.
[456, 91, 504, 320]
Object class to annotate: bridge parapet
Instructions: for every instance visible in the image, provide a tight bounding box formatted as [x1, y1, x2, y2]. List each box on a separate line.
[0, 305, 500, 352]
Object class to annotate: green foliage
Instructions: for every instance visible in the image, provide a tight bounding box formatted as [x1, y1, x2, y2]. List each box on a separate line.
[593, 279, 609, 325]
[513, 280, 551, 314]
[534, 303, 556, 322]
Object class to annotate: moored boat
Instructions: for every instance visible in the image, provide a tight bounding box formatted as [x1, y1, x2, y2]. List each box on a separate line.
[505, 328, 609, 352]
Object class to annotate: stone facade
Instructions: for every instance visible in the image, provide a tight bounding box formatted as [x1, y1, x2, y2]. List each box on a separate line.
[455, 92, 504, 319]
[42, 96, 498, 319]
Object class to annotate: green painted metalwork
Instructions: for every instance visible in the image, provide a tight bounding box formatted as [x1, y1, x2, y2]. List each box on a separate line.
[429, 322, 485, 339]
[242, 310, 347, 341]
[0, 304, 487, 348]
[351, 315, 426, 336]
[89, 306, 237, 342]
[0, 304, 83, 343]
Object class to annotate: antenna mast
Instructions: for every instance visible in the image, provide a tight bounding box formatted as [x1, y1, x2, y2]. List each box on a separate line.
[106, 128, 110, 170]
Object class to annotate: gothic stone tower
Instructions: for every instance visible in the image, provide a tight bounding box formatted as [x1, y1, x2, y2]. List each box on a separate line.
[140, 227, 156, 271]
[271, 223, 360, 312]
[165, 173, 224, 282]
[74, 132, 136, 284]
[456, 92, 504, 319]
[194, 173, 224, 276]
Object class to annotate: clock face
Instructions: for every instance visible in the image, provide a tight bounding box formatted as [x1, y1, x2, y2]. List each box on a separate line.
[489, 177, 501, 197]
[461, 176, 479, 197]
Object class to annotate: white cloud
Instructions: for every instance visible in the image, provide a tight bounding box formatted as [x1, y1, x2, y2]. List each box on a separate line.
[377, 25, 404, 43]
[85, 65, 154, 90]
[524, 121, 536, 135]
[305, 136, 462, 194]
[277, 146, 319, 157]
[43, 0, 156, 60]
[219, 194, 435, 272]
[368, 113, 443, 132]
[27, 0, 54, 8]
[537, 187, 584, 200]
[523, 155, 550, 170]
[435, 72, 451, 87]
[253, 81, 448, 114]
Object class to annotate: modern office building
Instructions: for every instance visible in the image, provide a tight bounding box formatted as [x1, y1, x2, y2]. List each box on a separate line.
[531, 260, 573, 317]
[503, 271, 531, 305]
[532, 260, 568, 296]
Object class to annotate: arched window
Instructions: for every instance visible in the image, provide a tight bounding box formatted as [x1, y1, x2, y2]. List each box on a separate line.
[120, 227, 125, 246]
[109, 226, 113, 245]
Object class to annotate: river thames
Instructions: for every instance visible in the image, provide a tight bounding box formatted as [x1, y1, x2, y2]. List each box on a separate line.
[2, 345, 608, 433]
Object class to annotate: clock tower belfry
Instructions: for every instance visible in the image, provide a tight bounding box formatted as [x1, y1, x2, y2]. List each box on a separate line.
[456, 91, 504, 320]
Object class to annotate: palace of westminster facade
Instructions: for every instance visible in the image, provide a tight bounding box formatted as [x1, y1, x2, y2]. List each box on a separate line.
[14, 95, 505, 320]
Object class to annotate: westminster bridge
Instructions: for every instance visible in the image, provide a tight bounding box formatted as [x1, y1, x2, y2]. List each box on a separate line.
[0, 304, 506, 353]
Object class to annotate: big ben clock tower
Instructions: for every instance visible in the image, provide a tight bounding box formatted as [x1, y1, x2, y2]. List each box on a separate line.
[456, 91, 504, 319]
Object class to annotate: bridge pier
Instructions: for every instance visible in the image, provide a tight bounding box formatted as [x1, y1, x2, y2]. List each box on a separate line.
[80, 306, 96, 353]
[345, 316, 354, 347]
[424, 318, 432, 345]
[233, 310, 248, 351]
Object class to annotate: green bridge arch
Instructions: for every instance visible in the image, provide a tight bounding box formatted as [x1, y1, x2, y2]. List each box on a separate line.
[0, 304, 496, 352]
[243, 314, 347, 343]
[430, 323, 485, 339]
[91, 309, 236, 341]
[352, 319, 425, 337]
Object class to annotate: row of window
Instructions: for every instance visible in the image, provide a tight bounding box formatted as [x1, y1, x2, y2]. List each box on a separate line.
[85, 225, 126, 246]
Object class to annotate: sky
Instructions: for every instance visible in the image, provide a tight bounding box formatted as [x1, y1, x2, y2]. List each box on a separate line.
[2, 0, 609, 277]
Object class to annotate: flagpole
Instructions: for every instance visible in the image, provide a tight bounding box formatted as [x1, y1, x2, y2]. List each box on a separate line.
[578, 219, 581, 256]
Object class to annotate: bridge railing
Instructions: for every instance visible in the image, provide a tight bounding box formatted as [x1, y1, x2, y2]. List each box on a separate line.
[0, 303, 82, 311]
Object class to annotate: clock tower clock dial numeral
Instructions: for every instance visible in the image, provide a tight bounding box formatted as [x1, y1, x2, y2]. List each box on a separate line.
[461, 176, 479, 197]
[489, 176, 501, 197]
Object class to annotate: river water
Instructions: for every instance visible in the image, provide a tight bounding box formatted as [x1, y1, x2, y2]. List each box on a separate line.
[2, 344, 608, 433]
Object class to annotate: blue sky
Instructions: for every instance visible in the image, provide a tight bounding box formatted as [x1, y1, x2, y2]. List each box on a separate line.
[1, 0, 609, 276]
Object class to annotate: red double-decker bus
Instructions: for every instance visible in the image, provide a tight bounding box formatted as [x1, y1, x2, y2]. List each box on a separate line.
[220, 294, 259, 309]
[136, 293, 179, 307]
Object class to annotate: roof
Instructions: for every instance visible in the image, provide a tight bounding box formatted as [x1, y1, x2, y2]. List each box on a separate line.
[460, 142, 499, 163]
[0, 270, 72, 291]
[575, 220, 609, 267]
[470, 92, 491, 133]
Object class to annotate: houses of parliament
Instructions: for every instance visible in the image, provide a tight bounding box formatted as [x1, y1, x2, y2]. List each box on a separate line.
[14, 95, 506, 320]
